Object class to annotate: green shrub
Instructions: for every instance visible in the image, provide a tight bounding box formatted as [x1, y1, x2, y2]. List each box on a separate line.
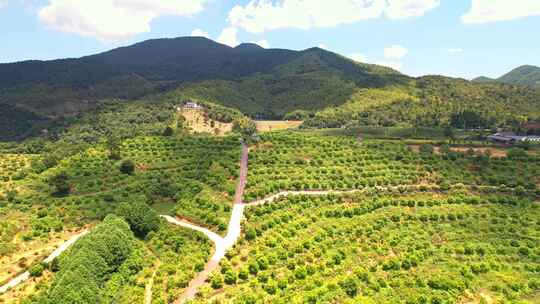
[120, 160, 135, 175]
[116, 200, 160, 238]
[29, 263, 45, 277]
[210, 272, 224, 289]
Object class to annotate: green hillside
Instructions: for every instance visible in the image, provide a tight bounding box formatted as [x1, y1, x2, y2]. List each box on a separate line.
[158, 51, 539, 129]
[474, 65, 540, 89]
[1, 37, 539, 141]
[161, 49, 407, 118]
[302, 76, 540, 129]
[498, 65, 540, 88]
[472, 76, 495, 83]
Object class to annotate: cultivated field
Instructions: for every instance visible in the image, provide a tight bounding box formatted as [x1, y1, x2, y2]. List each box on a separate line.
[1, 130, 538, 303]
[255, 121, 303, 132]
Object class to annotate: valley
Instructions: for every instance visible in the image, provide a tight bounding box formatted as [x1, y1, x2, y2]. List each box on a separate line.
[0, 36, 539, 304]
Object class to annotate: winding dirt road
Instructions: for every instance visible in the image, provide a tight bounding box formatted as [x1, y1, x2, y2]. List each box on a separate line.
[165, 144, 425, 303]
[0, 230, 88, 294]
[164, 144, 421, 303]
[167, 144, 248, 304]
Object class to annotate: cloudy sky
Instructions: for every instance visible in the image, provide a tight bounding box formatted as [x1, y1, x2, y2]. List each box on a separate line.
[1, 0, 539, 79]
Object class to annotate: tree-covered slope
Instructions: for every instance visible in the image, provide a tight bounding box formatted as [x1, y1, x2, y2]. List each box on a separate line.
[162, 49, 407, 118]
[302, 76, 540, 129]
[472, 76, 495, 83]
[1, 37, 539, 140]
[498, 65, 540, 88]
[0, 37, 299, 116]
[474, 65, 540, 89]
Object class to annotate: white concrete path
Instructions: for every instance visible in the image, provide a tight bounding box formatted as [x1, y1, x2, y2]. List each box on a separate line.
[0, 230, 88, 294]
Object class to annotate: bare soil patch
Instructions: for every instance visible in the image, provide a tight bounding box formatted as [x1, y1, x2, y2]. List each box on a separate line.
[182, 109, 232, 136]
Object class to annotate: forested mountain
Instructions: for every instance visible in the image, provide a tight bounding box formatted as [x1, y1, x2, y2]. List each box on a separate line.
[0, 37, 299, 117]
[498, 65, 540, 88]
[1, 37, 539, 140]
[474, 65, 540, 88]
[472, 76, 495, 83]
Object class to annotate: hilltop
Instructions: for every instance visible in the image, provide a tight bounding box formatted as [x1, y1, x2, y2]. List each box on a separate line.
[474, 65, 540, 88]
[498, 65, 540, 88]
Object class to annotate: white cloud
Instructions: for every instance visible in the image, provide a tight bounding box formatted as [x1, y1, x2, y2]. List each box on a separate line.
[376, 61, 403, 71]
[462, 0, 540, 24]
[448, 48, 463, 54]
[191, 28, 210, 38]
[317, 43, 328, 50]
[348, 53, 368, 63]
[384, 45, 408, 59]
[0, 0, 7, 8]
[385, 0, 440, 19]
[217, 27, 239, 47]
[253, 39, 270, 48]
[38, 0, 209, 41]
[228, 0, 440, 33]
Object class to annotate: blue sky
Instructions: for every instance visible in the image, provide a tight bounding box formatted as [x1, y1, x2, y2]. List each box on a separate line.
[1, 0, 540, 79]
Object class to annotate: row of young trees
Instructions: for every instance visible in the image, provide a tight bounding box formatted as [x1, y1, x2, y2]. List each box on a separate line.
[244, 133, 539, 200]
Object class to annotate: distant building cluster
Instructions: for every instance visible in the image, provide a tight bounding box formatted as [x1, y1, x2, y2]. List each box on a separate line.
[184, 102, 202, 109]
[487, 132, 540, 144]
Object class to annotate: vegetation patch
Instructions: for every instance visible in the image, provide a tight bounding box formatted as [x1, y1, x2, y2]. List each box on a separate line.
[196, 192, 540, 303]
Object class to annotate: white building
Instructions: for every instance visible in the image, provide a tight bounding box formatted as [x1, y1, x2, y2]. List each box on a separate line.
[184, 102, 202, 109]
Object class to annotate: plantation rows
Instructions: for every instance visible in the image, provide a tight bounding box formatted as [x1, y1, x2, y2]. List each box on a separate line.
[0, 134, 243, 291]
[23, 215, 148, 304]
[15, 212, 214, 304]
[246, 134, 426, 200]
[29, 136, 242, 233]
[245, 133, 539, 200]
[145, 222, 212, 304]
[194, 192, 540, 303]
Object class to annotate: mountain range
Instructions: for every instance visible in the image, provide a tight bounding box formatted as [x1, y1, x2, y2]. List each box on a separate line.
[1, 37, 539, 140]
[474, 65, 540, 88]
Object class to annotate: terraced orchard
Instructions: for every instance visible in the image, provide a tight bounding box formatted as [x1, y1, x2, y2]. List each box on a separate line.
[0, 134, 242, 302]
[31, 135, 241, 233]
[121, 136, 241, 232]
[144, 222, 213, 304]
[246, 134, 427, 201]
[196, 192, 540, 303]
[245, 133, 539, 201]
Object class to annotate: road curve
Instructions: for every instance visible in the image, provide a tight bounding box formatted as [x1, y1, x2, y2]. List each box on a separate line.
[170, 143, 249, 304]
[166, 146, 440, 303]
[0, 230, 88, 294]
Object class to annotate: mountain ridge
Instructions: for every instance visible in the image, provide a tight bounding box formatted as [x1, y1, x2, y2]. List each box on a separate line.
[0, 36, 539, 141]
[474, 65, 540, 88]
